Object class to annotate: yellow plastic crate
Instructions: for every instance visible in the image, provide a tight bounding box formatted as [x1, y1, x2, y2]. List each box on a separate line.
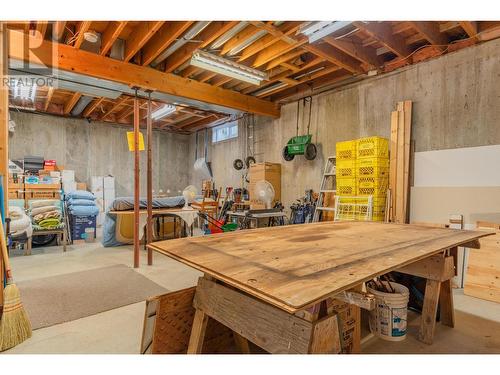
[371, 213, 386, 222]
[356, 177, 388, 196]
[336, 140, 357, 160]
[336, 177, 357, 196]
[356, 137, 389, 159]
[336, 160, 357, 178]
[356, 158, 389, 178]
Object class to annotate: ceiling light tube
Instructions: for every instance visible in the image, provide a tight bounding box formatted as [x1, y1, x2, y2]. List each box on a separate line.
[210, 22, 249, 50]
[252, 82, 288, 97]
[151, 104, 177, 120]
[227, 30, 267, 56]
[190, 50, 268, 85]
[301, 21, 352, 43]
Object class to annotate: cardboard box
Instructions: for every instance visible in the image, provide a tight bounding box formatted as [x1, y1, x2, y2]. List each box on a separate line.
[50, 171, 61, 178]
[63, 181, 77, 193]
[249, 162, 281, 209]
[76, 182, 87, 191]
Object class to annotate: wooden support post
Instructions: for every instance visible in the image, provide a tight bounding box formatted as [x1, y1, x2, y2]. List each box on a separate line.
[133, 90, 140, 269]
[419, 279, 441, 344]
[233, 332, 251, 354]
[146, 92, 153, 266]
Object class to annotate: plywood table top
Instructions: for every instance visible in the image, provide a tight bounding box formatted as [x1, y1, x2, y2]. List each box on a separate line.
[149, 221, 490, 313]
[109, 208, 189, 215]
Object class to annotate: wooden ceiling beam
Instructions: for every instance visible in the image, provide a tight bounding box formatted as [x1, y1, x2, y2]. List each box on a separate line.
[52, 21, 66, 41]
[73, 21, 92, 49]
[323, 36, 383, 68]
[141, 21, 195, 66]
[180, 65, 200, 78]
[410, 22, 448, 46]
[353, 21, 411, 58]
[252, 39, 306, 68]
[82, 97, 105, 117]
[266, 49, 304, 70]
[179, 114, 220, 130]
[8, 30, 279, 117]
[124, 21, 164, 62]
[63, 92, 82, 114]
[459, 21, 478, 38]
[220, 24, 260, 55]
[100, 21, 128, 56]
[163, 21, 238, 73]
[32, 21, 48, 40]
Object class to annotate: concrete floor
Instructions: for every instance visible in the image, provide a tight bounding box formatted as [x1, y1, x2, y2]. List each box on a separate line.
[4, 241, 500, 354]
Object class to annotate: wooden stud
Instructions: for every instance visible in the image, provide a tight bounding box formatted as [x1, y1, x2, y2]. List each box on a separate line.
[44, 86, 54, 111]
[418, 279, 441, 344]
[233, 332, 251, 354]
[353, 21, 412, 58]
[459, 21, 478, 38]
[52, 21, 67, 42]
[133, 92, 140, 269]
[410, 22, 448, 46]
[63, 92, 82, 114]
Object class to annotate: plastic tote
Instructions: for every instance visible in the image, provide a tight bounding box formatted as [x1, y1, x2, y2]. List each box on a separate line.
[367, 281, 409, 341]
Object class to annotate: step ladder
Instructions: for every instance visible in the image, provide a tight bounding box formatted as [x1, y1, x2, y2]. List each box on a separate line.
[312, 156, 336, 222]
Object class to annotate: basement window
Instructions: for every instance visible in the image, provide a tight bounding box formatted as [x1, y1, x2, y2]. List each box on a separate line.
[212, 121, 238, 143]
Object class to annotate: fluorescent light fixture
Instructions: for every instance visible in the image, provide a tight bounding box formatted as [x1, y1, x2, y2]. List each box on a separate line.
[210, 22, 248, 50]
[13, 84, 37, 102]
[151, 104, 176, 120]
[190, 50, 268, 85]
[227, 30, 267, 56]
[301, 21, 352, 43]
[252, 82, 287, 97]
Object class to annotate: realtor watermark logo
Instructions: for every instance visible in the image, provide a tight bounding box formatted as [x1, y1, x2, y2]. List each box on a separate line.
[3, 22, 60, 106]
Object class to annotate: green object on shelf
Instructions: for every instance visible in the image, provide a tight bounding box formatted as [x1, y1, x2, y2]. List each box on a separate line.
[221, 223, 238, 232]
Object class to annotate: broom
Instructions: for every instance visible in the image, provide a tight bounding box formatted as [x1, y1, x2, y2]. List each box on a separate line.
[0, 219, 32, 351]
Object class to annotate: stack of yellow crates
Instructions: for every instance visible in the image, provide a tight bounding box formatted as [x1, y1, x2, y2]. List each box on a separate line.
[335, 136, 389, 221]
[355, 136, 389, 221]
[335, 140, 357, 197]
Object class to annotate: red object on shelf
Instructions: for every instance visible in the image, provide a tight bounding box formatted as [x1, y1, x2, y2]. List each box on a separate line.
[44, 160, 57, 171]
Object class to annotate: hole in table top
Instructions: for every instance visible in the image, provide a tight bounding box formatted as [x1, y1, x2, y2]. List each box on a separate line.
[247, 278, 257, 283]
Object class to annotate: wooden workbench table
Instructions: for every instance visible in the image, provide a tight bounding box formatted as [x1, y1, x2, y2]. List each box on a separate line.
[149, 221, 490, 354]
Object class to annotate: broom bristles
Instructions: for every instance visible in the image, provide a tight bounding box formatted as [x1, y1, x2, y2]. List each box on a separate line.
[0, 283, 32, 351]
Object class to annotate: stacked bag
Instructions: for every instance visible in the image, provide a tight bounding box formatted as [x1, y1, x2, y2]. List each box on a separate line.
[30, 199, 64, 230]
[8, 206, 33, 239]
[65, 190, 99, 216]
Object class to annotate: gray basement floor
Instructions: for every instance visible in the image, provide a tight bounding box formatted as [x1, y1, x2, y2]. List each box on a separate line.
[4, 241, 500, 354]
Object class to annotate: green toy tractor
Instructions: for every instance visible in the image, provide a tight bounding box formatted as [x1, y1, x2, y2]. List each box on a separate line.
[282, 134, 317, 161]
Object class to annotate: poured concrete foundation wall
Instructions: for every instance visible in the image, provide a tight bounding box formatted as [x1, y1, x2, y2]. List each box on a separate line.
[9, 111, 190, 196]
[189, 38, 500, 208]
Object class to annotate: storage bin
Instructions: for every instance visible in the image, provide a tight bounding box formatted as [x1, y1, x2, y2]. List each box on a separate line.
[336, 178, 357, 196]
[356, 157, 389, 178]
[356, 137, 389, 159]
[336, 140, 357, 160]
[336, 160, 357, 178]
[356, 177, 389, 196]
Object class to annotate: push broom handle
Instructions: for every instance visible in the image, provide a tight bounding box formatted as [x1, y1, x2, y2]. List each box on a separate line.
[0, 220, 13, 283]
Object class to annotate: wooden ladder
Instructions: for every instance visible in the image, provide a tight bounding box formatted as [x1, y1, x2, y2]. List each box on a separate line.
[312, 156, 336, 222]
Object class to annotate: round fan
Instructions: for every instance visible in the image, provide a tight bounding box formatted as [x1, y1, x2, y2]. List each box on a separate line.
[254, 180, 275, 209]
[182, 185, 198, 210]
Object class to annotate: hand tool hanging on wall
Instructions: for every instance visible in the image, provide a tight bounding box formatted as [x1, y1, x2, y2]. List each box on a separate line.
[282, 96, 317, 161]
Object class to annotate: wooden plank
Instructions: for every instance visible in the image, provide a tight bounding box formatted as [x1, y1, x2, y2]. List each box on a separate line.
[410, 22, 448, 46]
[309, 314, 341, 354]
[353, 21, 411, 58]
[389, 111, 399, 222]
[146, 94, 153, 266]
[419, 279, 441, 344]
[396, 109, 405, 223]
[133, 93, 140, 268]
[73, 21, 92, 49]
[187, 308, 209, 354]
[0, 23, 8, 308]
[459, 21, 478, 38]
[52, 21, 67, 42]
[193, 277, 313, 354]
[150, 222, 491, 313]
[124, 21, 164, 62]
[233, 333, 251, 354]
[8, 30, 279, 118]
[403, 101, 412, 223]
[464, 229, 500, 303]
[323, 36, 383, 68]
[63, 92, 82, 114]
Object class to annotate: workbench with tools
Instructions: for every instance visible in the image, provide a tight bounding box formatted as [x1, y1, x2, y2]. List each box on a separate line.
[149, 221, 490, 353]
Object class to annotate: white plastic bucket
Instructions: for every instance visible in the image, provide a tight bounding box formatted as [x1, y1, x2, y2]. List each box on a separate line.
[367, 281, 409, 341]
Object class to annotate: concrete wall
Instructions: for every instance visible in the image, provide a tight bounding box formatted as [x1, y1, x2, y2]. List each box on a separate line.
[8, 111, 190, 196]
[189, 38, 500, 209]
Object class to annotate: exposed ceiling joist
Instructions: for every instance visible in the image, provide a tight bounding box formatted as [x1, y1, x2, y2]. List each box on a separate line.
[410, 21, 448, 46]
[459, 21, 478, 38]
[303, 43, 363, 74]
[141, 21, 195, 66]
[73, 21, 92, 49]
[44, 87, 54, 111]
[124, 21, 164, 62]
[100, 96, 130, 120]
[8, 30, 279, 117]
[64, 92, 82, 114]
[323, 36, 383, 68]
[52, 21, 66, 42]
[82, 97, 105, 117]
[100, 21, 128, 56]
[353, 21, 411, 58]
